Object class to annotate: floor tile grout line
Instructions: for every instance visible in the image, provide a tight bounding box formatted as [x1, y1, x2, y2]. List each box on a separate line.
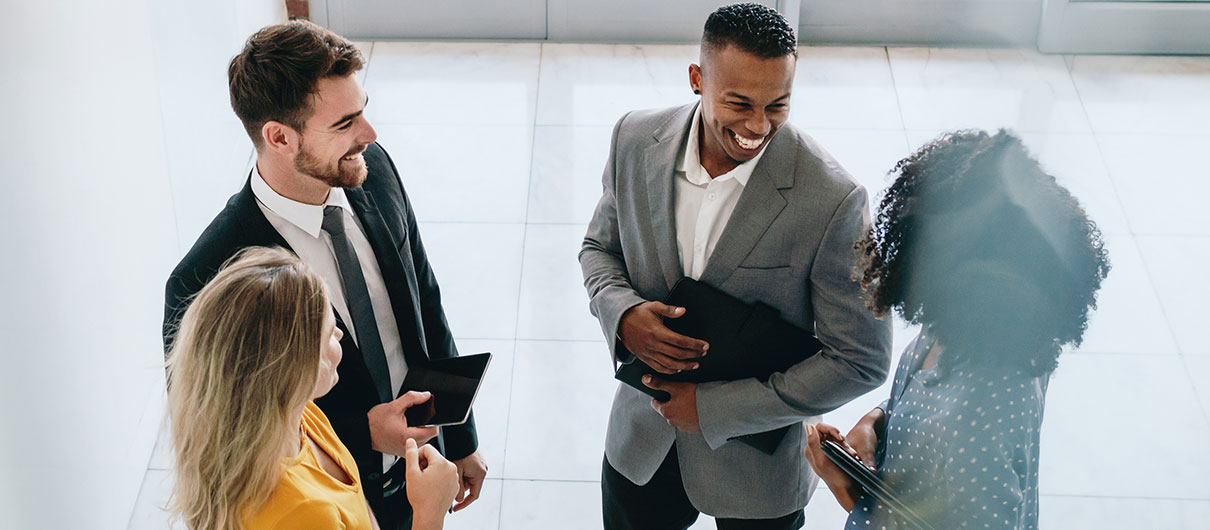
[1178, 355, 1210, 430]
[1075, 131, 1210, 139]
[419, 221, 585, 226]
[126, 467, 155, 530]
[456, 337, 607, 345]
[1124, 233, 1210, 239]
[1117, 236, 1187, 356]
[1041, 492, 1210, 502]
[1115, 232, 1208, 423]
[1065, 350, 1188, 357]
[493, 41, 547, 492]
[1064, 58, 1139, 239]
[1064, 62, 1196, 408]
[364, 41, 376, 85]
[882, 45, 911, 147]
[371, 122, 541, 128]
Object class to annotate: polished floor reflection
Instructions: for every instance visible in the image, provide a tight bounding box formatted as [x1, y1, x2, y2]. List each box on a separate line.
[130, 42, 1210, 529]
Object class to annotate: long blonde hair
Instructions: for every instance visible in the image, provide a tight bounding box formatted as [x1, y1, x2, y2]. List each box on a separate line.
[166, 247, 328, 530]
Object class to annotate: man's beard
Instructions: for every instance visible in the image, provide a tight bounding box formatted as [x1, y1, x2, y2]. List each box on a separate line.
[294, 142, 368, 189]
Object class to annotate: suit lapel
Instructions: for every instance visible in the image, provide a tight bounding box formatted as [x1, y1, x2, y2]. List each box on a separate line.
[644, 104, 697, 292]
[344, 187, 429, 367]
[698, 129, 795, 287]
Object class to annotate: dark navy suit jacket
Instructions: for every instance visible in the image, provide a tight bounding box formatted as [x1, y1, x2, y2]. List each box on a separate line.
[163, 142, 478, 496]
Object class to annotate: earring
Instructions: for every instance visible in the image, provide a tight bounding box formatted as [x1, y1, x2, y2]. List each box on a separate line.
[693, 89, 700, 95]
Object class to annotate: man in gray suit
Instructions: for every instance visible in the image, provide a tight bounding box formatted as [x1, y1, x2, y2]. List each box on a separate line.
[579, 4, 893, 529]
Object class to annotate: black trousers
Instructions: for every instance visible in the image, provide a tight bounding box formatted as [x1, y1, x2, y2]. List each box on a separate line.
[367, 460, 414, 530]
[601, 447, 805, 530]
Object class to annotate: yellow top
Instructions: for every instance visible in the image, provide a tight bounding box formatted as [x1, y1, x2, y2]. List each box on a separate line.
[245, 402, 373, 530]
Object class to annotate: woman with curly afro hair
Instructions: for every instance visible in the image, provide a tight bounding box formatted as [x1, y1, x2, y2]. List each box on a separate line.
[802, 129, 1110, 529]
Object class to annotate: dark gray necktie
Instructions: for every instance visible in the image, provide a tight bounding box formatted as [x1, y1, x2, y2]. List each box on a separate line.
[322, 205, 393, 403]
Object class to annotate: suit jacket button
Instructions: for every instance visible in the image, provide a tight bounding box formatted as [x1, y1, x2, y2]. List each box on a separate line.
[368, 472, 381, 480]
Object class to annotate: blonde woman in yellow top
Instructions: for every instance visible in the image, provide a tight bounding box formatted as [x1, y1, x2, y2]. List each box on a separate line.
[166, 247, 459, 530]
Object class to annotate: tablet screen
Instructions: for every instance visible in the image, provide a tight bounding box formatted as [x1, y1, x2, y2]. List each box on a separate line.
[403, 352, 492, 427]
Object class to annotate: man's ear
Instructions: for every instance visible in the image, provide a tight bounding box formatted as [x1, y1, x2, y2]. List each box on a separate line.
[261, 121, 299, 155]
[688, 63, 703, 95]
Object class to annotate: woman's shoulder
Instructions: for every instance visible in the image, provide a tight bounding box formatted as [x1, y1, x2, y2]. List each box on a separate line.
[937, 364, 1045, 408]
[248, 496, 342, 530]
[302, 401, 334, 429]
[300, 401, 362, 481]
[301, 401, 342, 446]
[245, 481, 341, 527]
[961, 364, 1046, 398]
[930, 367, 1047, 444]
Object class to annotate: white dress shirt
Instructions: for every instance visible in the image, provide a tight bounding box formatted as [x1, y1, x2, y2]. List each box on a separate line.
[674, 105, 770, 278]
[251, 166, 407, 472]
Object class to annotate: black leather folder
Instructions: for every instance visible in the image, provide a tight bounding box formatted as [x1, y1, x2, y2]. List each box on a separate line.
[615, 277, 823, 454]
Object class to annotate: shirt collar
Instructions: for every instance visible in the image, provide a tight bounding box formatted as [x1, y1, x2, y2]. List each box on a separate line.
[251, 163, 353, 238]
[676, 104, 768, 188]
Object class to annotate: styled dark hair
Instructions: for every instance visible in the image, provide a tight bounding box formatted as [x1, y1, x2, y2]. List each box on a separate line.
[702, 2, 797, 59]
[228, 20, 364, 148]
[856, 130, 1110, 375]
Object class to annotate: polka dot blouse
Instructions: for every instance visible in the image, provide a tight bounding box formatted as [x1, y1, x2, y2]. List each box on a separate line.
[846, 330, 1046, 530]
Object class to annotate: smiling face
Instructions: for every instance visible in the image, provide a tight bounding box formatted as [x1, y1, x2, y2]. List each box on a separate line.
[292, 74, 377, 189]
[312, 307, 344, 400]
[689, 44, 795, 176]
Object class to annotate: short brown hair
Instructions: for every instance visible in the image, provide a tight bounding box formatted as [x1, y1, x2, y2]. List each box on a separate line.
[228, 20, 364, 148]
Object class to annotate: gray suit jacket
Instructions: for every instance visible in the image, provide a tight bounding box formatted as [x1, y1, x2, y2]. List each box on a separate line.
[579, 103, 893, 518]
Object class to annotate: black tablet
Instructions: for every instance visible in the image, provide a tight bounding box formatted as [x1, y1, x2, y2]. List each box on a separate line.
[402, 352, 492, 427]
[820, 439, 880, 488]
[821, 439, 937, 530]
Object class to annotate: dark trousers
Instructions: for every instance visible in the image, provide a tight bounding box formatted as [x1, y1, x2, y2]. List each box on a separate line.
[601, 447, 805, 530]
[368, 460, 414, 530]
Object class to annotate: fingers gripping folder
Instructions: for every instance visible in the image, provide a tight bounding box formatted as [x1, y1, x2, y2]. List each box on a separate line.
[615, 277, 823, 454]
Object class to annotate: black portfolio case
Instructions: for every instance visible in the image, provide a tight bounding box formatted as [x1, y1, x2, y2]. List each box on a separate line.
[615, 277, 823, 454]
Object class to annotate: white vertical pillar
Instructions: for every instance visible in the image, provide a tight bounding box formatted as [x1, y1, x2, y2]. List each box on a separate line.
[0, 0, 285, 528]
[0, 1, 178, 528]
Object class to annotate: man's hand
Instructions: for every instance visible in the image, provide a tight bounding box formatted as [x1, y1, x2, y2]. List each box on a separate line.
[450, 450, 488, 512]
[368, 391, 440, 457]
[803, 423, 862, 512]
[845, 407, 885, 469]
[619, 301, 709, 375]
[644, 375, 700, 433]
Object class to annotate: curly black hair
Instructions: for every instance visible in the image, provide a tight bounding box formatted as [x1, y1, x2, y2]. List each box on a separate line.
[702, 3, 797, 59]
[856, 130, 1110, 376]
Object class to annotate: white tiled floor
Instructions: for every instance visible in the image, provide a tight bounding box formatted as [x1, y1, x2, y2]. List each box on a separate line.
[129, 44, 1210, 529]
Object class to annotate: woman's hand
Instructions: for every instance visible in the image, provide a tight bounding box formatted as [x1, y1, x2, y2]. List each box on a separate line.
[404, 438, 460, 530]
[845, 407, 885, 470]
[804, 423, 863, 512]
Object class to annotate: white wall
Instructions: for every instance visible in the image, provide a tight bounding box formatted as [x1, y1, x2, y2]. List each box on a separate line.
[148, 0, 287, 248]
[0, 1, 283, 528]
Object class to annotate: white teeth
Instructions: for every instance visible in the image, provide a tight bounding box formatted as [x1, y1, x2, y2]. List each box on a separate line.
[732, 131, 765, 150]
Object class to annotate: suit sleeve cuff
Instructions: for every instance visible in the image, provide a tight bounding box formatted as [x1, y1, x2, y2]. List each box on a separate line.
[601, 291, 646, 363]
[695, 380, 754, 450]
[440, 410, 479, 461]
